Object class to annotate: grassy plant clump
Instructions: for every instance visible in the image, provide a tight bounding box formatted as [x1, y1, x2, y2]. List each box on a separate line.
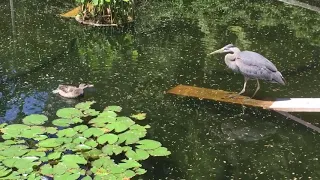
[0, 101, 170, 179]
[75, 0, 134, 26]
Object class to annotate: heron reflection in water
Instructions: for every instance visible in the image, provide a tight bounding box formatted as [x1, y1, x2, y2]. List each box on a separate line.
[208, 44, 285, 97]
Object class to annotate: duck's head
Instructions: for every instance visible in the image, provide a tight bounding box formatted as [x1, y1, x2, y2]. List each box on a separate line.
[79, 83, 94, 89]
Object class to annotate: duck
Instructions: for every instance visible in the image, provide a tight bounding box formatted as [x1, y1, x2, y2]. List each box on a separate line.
[52, 83, 93, 98]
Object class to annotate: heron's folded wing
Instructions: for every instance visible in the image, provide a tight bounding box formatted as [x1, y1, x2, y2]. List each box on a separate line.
[235, 59, 273, 81]
[239, 51, 278, 72]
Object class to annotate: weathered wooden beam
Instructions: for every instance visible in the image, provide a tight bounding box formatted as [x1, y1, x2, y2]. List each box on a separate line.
[167, 84, 320, 133]
[167, 85, 320, 112]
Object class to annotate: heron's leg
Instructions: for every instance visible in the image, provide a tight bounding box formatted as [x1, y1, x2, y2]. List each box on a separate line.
[251, 79, 260, 98]
[238, 77, 249, 95]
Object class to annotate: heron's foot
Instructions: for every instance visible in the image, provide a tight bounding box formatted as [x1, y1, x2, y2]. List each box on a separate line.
[227, 93, 241, 99]
[238, 89, 245, 95]
[250, 92, 258, 98]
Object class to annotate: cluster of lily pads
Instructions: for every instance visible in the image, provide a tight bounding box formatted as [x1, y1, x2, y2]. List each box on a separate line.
[0, 101, 170, 179]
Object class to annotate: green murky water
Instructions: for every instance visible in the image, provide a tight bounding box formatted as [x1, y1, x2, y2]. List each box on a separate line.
[1, 0, 320, 179]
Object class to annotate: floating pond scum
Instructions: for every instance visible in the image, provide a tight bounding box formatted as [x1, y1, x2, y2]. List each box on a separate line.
[167, 85, 320, 133]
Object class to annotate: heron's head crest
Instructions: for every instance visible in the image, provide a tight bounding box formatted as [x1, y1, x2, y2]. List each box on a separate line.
[221, 44, 240, 54]
[224, 44, 235, 49]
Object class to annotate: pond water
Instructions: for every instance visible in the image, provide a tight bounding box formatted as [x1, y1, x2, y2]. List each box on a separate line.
[1, 0, 320, 179]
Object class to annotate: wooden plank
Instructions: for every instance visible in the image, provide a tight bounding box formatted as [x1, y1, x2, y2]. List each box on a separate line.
[167, 85, 320, 112]
[270, 98, 320, 112]
[167, 84, 320, 133]
[167, 84, 273, 108]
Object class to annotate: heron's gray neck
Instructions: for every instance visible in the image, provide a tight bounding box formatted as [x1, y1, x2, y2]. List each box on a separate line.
[224, 53, 240, 72]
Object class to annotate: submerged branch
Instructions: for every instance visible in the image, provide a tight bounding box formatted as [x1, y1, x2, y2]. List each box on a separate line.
[278, 0, 320, 13]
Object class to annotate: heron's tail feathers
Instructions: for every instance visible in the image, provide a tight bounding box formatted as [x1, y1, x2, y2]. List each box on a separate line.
[272, 71, 286, 85]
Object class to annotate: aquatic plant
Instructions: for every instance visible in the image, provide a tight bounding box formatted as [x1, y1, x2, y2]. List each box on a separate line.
[0, 101, 170, 179]
[74, 0, 134, 26]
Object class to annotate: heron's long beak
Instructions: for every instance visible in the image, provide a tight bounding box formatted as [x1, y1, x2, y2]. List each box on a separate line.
[207, 48, 224, 55]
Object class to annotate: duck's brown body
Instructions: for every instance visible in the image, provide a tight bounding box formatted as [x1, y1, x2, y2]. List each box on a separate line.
[52, 84, 93, 98]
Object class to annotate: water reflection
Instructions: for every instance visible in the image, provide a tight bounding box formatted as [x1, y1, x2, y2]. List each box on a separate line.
[0, 89, 48, 123]
[22, 91, 48, 115]
[221, 115, 277, 142]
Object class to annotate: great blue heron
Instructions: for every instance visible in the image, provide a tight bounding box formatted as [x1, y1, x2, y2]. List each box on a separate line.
[208, 44, 285, 97]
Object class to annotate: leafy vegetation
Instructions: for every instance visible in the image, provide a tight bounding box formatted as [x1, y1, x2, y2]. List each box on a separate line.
[75, 0, 134, 26]
[0, 101, 170, 179]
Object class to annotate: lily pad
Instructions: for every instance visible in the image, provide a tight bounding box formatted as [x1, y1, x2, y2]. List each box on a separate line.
[0, 165, 12, 177]
[117, 128, 146, 145]
[89, 116, 116, 125]
[113, 117, 135, 133]
[38, 138, 64, 148]
[14, 158, 40, 173]
[119, 159, 142, 169]
[136, 139, 161, 150]
[74, 125, 89, 132]
[20, 126, 45, 138]
[92, 156, 115, 168]
[0, 146, 29, 157]
[62, 155, 87, 165]
[82, 149, 102, 159]
[40, 164, 53, 176]
[135, 168, 147, 175]
[2, 124, 30, 137]
[73, 136, 87, 144]
[130, 113, 146, 121]
[4, 139, 25, 145]
[74, 144, 92, 151]
[25, 150, 46, 157]
[0, 171, 20, 179]
[46, 127, 58, 134]
[125, 149, 149, 161]
[82, 128, 104, 138]
[22, 114, 48, 125]
[83, 109, 100, 116]
[82, 176, 93, 180]
[48, 151, 61, 160]
[55, 172, 81, 180]
[85, 139, 98, 147]
[97, 134, 118, 145]
[56, 108, 83, 119]
[75, 101, 95, 110]
[104, 106, 122, 112]
[53, 162, 68, 175]
[123, 170, 136, 178]
[98, 111, 117, 118]
[52, 119, 72, 127]
[102, 144, 123, 155]
[147, 147, 171, 156]
[57, 128, 77, 137]
[71, 117, 83, 123]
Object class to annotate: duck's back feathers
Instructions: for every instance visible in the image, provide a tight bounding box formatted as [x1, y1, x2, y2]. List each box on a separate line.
[53, 84, 89, 98]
